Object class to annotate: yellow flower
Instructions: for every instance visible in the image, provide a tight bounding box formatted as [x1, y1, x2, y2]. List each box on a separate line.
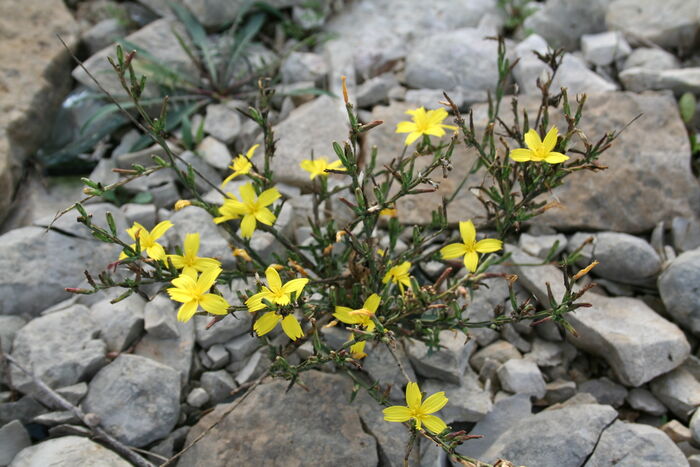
[334, 294, 380, 332]
[167, 233, 221, 277]
[383, 261, 412, 292]
[253, 310, 304, 341]
[119, 221, 173, 261]
[440, 220, 502, 273]
[166, 268, 230, 322]
[395, 107, 457, 145]
[213, 182, 280, 239]
[509, 127, 569, 164]
[380, 207, 398, 217]
[221, 144, 257, 186]
[232, 248, 252, 262]
[300, 157, 345, 180]
[173, 200, 191, 211]
[383, 382, 448, 434]
[350, 340, 368, 359]
[245, 266, 309, 312]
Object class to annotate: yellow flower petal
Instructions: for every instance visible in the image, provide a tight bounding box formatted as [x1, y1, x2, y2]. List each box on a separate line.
[383, 405, 412, 422]
[281, 314, 304, 340]
[183, 233, 199, 257]
[146, 243, 166, 261]
[509, 148, 533, 162]
[349, 340, 367, 359]
[459, 220, 476, 246]
[166, 287, 193, 303]
[239, 183, 256, 203]
[396, 121, 417, 134]
[420, 392, 448, 414]
[196, 267, 221, 293]
[258, 187, 281, 207]
[404, 131, 422, 145]
[363, 294, 381, 313]
[544, 152, 569, 164]
[199, 293, 229, 315]
[474, 238, 503, 253]
[240, 214, 257, 238]
[245, 291, 269, 312]
[177, 301, 198, 322]
[421, 415, 447, 434]
[406, 382, 422, 410]
[464, 250, 479, 273]
[246, 144, 259, 159]
[254, 207, 276, 226]
[254, 311, 282, 336]
[334, 306, 362, 325]
[281, 278, 309, 297]
[542, 126, 559, 153]
[524, 129, 542, 151]
[150, 220, 173, 240]
[440, 243, 468, 259]
[265, 266, 283, 291]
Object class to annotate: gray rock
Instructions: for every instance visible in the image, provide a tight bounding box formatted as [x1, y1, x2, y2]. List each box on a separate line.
[606, 0, 700, 49]
[456, 394, 532, 460]
[405, 331, 475, 384]
[83, 354, 180, 447]
[551, 54, 618, 94]
[627, 388, 667, 416]
[545, 379, 577, 404]
[404, 28, 499, 96]
[187, 387, 210, 408]
[518, 233, 567, 259]
[362, 341, 416, 400]
[179, 371, 377, 466]
[579, 377, 628, 408]
[224, 333, 260, 363]
[650, 368, 700, 421]
[175, 150, 223, 193]
[133, 311, 195, 386]
[513, 34, 551, 95]
[470, 341, 522, 372]
[659, 249, 700, 335]
[194, 311, 251, 349]
[121, 203, 156, 229]
[73, 19, 197, 96]
[82, 18, 126, 55]
[10, 305, 106, 397]
[0, 316, 25, 353]
[280, 51, 328, 84]
[356, 73, 398, 108]
[32, 410, 79, 427]
[0, 227, 117, 316]
[150, 425, 190, 458]
[623, 47, 680, 71]
[662, 419, 692, 443]
[581, 31, 631, 66]
[203, 103, 242, 144]
[270, 95, 348, 188]
[90, 295, 145, 352]
[511, 247, 690, 386]
[587, 420, 688, 467]
[497, 359, 546, 399]
[523, 0, 610, 50]
[196, 136, 231, 171]
[205, 344, 229, 370]
[691, 454, 700, 467]
[672, 217, 700, 253]
[54, 383, 88, 409]
[234, 349, 269, 385]
[0, 397, 45, 426]
[167, 205, 233, 268]
[115, 143, 176, 169]
[9, 435, 130, 467]
[526, 338, 569, 368]
[480, 403, 618, 465]
[423, 373, 493, 423]
[691, 408, 700, 446]
[144, 295, 180, 339]
[620, 67, 700, 95]
[0, 420, 30, 466]
[201, 370, 236, 403]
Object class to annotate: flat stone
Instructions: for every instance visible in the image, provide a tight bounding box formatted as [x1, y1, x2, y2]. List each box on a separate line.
[545, 379, 577, 404]
[523, 0, 610, 50]
[121, 203, 156, 229]
[0, 396, 45, 426]
[280, 51, 328, 84]
[196, 136, 231, 171]
[362, 341, 417, 401]
[187, 387, 210, 408]
[623, 47, 680, 71]
[661, 419, 692, 443]
[179, 371, 377, 466]
[10, 305, 106, 397]
[627, 388, 667, 416]
[200, 370, 236, 403]
[194, 310, 251, 349]
[90, 295, 145, 352]
[526, 338, 569, 368]
[579, 377, 628, 408]
[620, 67, 700, 96]
[497, 359, 546, 399]
[513, 34, 551, 95]
[672, 217, 700, 253]
[175, 150, 223, 193]
[587, 420, 687, 466]
[356, 73, 398, 108]
[205, 344, 229, 370]
[82, 354, 180, 448]
[405, 330, 475, 384]
[470, 341, 522, 372]
[0, 227, 118, 316]
[518, 233, 567, 259]
[691, 408, 700, 446]
[650, 368, 700, 421]
[606, 0, 700, 49]
[581, 31, 631, 66]
[32, 410, 80, 427]
[203, 103, 242, 145]
[551, 54, 618, 94]
[54, 383, 89, 409]
[423, 372, 493, 423]
[0, 316, 25, 354]
[133, 312, 195, 386]
[0, 420, 31, 466]
[144, 294, 180, 339]
[511, 247, 690, 386]
[150, 425, 190, 459]
[659, 248, 700, 335]
[270, 95, 348, 188]
[9, 435, 130, 466]
[224, 333, 260, 364]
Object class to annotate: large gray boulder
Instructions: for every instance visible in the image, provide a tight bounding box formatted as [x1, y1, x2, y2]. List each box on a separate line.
[179, 371, 377, 466]
[523, 0, 611, 50]
[82, 354, 181, 447]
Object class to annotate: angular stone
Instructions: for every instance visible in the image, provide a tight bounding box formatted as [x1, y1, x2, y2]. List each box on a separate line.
[10, 305, 106, 397]
[479, 403, 618, 465]
[83, 354, 180, 448]
[54, 383, 88, 409]
[72, 19, 197, 96]
[579, 377, 628, 408]
[90, 295, 145, 352]
[526, 338, 569, 368]
[470, 341, 522, 372]
[32, 410, 80, 427]
[518, 233, 567, 259]
[661, 419, 692, 443]
[205, 344, 229, 370]
[9, 436, 130, 466]
[356, 73, 398, 108]
[650, 368, 700, 421]
[545, 379, 577, 404]
[606, 0, 700, 49]
[511, 247, 690, 386]
[0, 316, 25, 354]
[179, 371, 377, 466]
[659, 249, 700, 335]
[133, 312, 194, 386]
[194, 311, 251, 349]
[0, 227, 117, 316]
[203, 103, 242, 145]
[405, 330, 475, 384]
[551, 54, 618, 94]
[0, 396, 45, 426]
[497, 359, 546, 399]
[363, 341, 416, 401]
[581, 31, 631, 66]
[187, 387, 209, 408]
[513, 34, 551, 96]
[121, 203, 157, 229]
[587, 420, 688, 467]
[523, 0, 610, 50]
[150, 425, 190, 459]
[280, 51, 328, 84]
[224, 333, 260, 364]
[0, 420, 31, 466]
[620, 67, 700, 95]
[270, 95, 348, 188]
[175, 151, 223, 193]
[196, 136, 231, 171]
[627, 388, 667, 416]
[691, 408, 700, 446]
[623, 47, 680, 71]
[144, 294, 180, 339]
[200, 370, 236, 403]
[423, 373, 492, 423]
[672, 217, 700, 253]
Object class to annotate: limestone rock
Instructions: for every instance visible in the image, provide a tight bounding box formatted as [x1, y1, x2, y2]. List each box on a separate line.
[497, 359, 546, 399]
[523, 0, 611, 50]
[620, 67, 700, 95]
[659, 248, 700, 335]
[9, 436, 129, 467]
[90, 295, 146, 352]
[405, 331, 475, 384]
[650, 368, 700, 421]
[0, 420, 31, 466]
[581, 31, 631, 66]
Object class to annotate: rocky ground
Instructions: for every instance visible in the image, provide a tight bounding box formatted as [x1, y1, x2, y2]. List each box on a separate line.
[2, 0, 700, 466]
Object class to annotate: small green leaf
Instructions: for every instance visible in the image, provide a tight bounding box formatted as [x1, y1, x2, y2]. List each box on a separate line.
[679, 92, 696, 124]
[131, 192, 154, 204]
